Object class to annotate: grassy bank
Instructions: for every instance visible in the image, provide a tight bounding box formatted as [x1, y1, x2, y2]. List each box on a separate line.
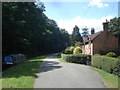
[90, 67, 118, 88]
[2, 55, 46, 88]
[58, 58, 67, 63]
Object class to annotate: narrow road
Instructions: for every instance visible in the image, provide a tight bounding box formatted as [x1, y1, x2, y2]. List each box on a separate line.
[34, 54, 105, 88]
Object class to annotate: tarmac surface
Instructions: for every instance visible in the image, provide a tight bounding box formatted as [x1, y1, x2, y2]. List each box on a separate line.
[34, 54, 106, 88]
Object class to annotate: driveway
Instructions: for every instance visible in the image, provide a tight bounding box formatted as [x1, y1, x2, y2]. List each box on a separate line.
[34, 54, 105, 88]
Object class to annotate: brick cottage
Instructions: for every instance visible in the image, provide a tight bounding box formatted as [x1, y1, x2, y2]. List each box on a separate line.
[82, 21, 118, 55]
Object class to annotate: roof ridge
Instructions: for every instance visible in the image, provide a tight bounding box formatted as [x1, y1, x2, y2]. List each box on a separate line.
[83, 31, 103, 43]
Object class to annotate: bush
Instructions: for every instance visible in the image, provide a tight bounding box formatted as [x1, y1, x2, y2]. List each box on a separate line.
[106, 52, 116, 57]
[63, 47, 75, 54]
[64, 49, 71, 54]
[99, 50, 120, 56]
[69, 47, 74, 54]
[112, 58, 120, 76]
[117, 56, 120, 59]
[75, 42, 82, 47]
[92, 55, 119, 76]
[61, 54, 91, 65]
[73, 46, 82, 54]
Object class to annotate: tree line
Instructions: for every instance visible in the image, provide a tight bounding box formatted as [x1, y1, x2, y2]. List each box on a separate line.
[2, 2, 120, 58]
[2, 2, 70, 58]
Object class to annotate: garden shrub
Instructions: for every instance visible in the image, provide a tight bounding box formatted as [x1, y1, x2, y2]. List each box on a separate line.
[106, 52, 117, 57]
[112, 58, 120, 77]
[63, 47, 75, 54]
[117, 56, 120, 59]
[73, 46, 82, 54]
[61, 54, 91, 65]
[64, 49, 71, 54]
[69, 47, 74, 54]
[92, 55, 119, 76]
[100, 50, 120, 56]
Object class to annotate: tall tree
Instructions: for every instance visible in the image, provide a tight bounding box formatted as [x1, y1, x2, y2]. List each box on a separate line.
[109, 17, 120, 50]
[71, 25, 83, 45]
[2, 2, 71, 58]
[82, 26, 89, 37]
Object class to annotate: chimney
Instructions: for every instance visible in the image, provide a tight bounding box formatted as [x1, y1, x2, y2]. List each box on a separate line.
[103, 19, 108, 32]
[91, 28, 95, 34]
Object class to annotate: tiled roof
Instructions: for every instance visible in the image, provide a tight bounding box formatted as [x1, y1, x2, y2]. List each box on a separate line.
[83, 31, 102, 43]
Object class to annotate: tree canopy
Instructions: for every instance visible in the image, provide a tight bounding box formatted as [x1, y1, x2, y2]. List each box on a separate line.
[3, 2, 70, 57]
[82, 26, 89, 37]
[71, 25, 83, 45]
[109, 17, 120, 49]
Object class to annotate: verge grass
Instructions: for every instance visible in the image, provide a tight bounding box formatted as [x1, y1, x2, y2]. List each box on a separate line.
[90, 67, 119, 88]
[58, 57, 119, 88]
[58, 58, 67, 63]
[58, 58, 86, 65]
[2, 55, 46, 88]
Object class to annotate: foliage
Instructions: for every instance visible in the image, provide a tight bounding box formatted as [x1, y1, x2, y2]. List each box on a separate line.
[71, 25, 83, 45]
[2, 2, 70, 58]
[82, 26, 89, 37]
[117, 56, 120, 59]
[73, 46, 82, 54]
[106, 52, 117, 57]
[63, 46, 74, 54]
[64, 48, 71, 54]
[99, 50, 120, 56]
[61, 54, 91, 65]
[69, 46, 75, 53]
[75, 42, 82, 47]
[109, 17, 120, 38]
[109, 17, 120, 50]
[92, 55, 120, 76]
[72, 53, 91, 57]
[58, 58, 68, 63]
[112, 58, 120, 76]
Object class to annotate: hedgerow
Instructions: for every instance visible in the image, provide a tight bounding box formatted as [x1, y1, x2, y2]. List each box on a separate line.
[92, 55, 120, 76]
[61, 54, 91, 65]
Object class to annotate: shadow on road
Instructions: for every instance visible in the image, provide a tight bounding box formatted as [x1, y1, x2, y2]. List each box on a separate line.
[39, 60, 62, 73]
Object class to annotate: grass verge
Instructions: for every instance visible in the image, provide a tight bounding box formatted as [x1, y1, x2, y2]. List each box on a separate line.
[58, 57, 85, 65]
[2, 55, 46, 88]
[90, 67, 119, 88]
[58, 58, 68, 63]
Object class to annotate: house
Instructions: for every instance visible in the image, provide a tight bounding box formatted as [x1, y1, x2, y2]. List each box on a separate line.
[82, 21, 118, 55]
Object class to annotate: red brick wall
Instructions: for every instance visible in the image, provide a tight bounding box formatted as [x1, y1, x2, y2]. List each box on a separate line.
[93, 31, 118, 54]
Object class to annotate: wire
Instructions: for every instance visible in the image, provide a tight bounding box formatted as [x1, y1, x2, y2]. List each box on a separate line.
[81, 6, 91, 18]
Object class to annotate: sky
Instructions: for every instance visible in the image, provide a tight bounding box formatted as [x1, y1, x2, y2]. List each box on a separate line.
[42, 0, 119, 34]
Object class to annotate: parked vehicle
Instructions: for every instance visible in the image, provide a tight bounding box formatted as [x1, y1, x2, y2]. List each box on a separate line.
[3, 54, 26, 64]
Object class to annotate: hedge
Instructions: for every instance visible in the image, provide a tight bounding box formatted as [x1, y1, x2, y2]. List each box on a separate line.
[92, 55, 120, 76]
[61, 54, 91, 65]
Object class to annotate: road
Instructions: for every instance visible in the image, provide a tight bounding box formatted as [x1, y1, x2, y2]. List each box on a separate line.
[34, 54, 106, 88]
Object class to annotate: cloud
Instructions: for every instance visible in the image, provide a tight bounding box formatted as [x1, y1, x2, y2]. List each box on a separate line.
[57, 15, 113, 34]
[89, 0, 109, 7]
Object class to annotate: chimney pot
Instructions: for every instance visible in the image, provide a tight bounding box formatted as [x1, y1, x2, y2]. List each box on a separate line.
[103, 20, 108, 32]
[91, 28, 95, 34]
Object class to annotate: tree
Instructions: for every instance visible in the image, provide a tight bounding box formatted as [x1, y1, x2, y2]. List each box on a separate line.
[109, 17, 120, 50]
[2, 2, 71, 58]
[59, 29, 70, 50]
[71, 25, 83, 45]
[82, 26, 89, 37]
